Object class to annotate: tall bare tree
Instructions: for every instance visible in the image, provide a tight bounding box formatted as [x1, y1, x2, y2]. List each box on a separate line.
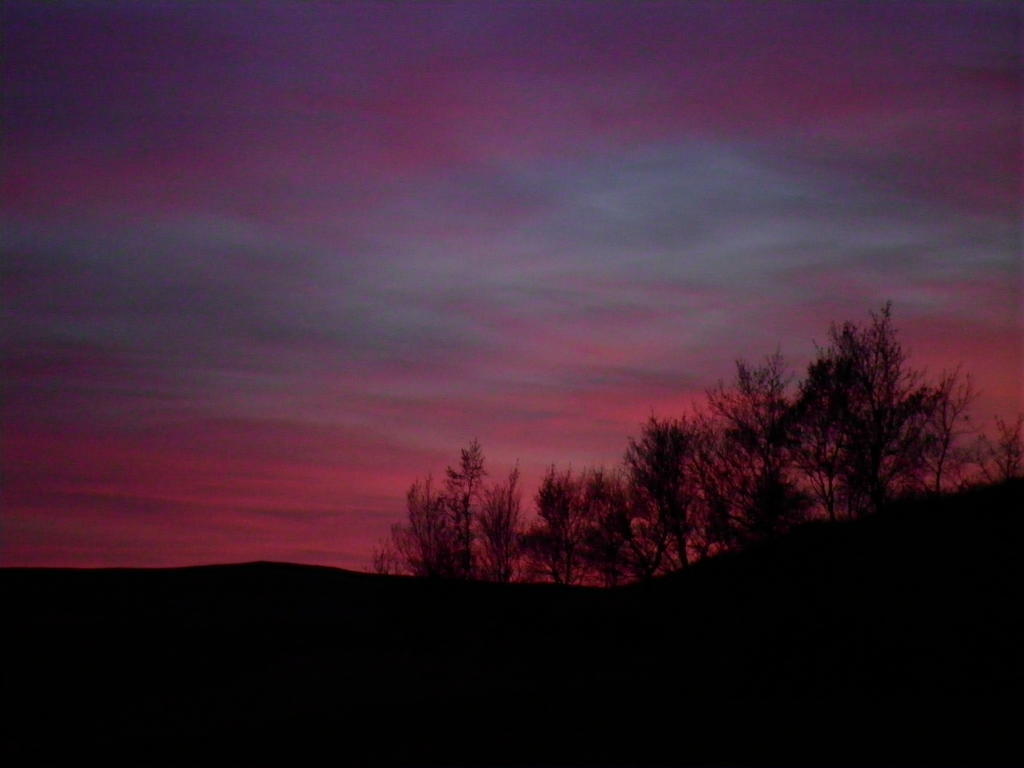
[793, 347, 855, 520]
[477, 465, 523, 583]
[922, 367, 977, 493]
[445, 438, 487, 579]
[820, 303, 934, 515]
[684, 412, 741, 557]
[706, 351, 807, 543]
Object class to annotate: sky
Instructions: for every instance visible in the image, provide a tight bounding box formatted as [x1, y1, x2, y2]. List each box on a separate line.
[2, 1, 1021, 569]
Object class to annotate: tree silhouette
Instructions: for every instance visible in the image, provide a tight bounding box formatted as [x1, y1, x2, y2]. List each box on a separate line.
[793, 348, 852, 520]
[978, 414, 1024, 483]
[477, 465, 523, 583]
[581, 467, 633, 587]
[705, 351, 807, 544]
[370, 537, 403, 575]
[393, 475, 457, 578]
[371, 303, 1014, 584]
[815, 303, 933, 516]
[922, 367, 977, 493]
[524, 466, 591, 585]
[445, 438, 487, 579]
[687, 413, 735, 557]
[381, 440, 497, 580]
[624, 415, 699, 570]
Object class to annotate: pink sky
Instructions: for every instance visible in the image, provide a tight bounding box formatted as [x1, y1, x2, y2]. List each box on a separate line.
[2, 1, 1021, 568]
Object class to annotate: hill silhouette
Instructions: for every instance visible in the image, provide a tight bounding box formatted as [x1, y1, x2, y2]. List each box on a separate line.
[5, 480, 1021, 766]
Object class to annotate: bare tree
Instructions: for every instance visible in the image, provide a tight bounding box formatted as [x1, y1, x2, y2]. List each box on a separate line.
[978, 414, 1024, 483]
[792, 349, 853, 520]
[581, 467, 633, 587]
[922, 367, 977, 493]
[524, 466, 591, 585]
[688, 413, 736, 557]
[477, 465, 523, 583]
[624, 415, 699, 571]
[370, 536, 404, 575]
[393, 475, 457, 578]
[445, 438, 487, 579]
[821, 303, 934, 515]
[705, 351, 807, 543]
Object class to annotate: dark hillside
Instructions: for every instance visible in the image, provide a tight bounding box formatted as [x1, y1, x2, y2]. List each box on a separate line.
[5, 480, 1021, 766]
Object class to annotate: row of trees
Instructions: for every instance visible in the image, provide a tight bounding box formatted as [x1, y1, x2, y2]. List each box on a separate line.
[372, 304, 1022, 584]
[372, 440, 525, 581]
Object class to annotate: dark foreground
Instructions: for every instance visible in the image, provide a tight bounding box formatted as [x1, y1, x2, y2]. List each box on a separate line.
[5, 480, 1022, 766]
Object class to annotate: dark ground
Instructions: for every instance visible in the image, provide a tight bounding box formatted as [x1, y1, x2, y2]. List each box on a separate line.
[4, 480, 1021, 766]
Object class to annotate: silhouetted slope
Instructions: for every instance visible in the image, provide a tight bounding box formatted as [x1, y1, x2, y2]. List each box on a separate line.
[5, 480, 1021, 766]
